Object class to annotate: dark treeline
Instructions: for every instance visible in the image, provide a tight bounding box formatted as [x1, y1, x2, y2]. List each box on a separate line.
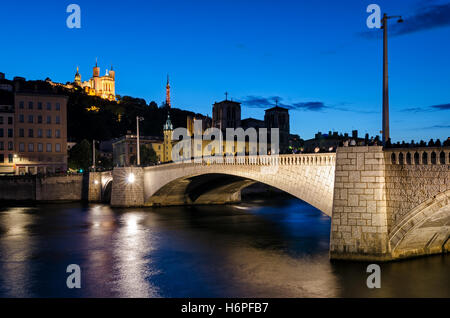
[67, 88, 206, 142]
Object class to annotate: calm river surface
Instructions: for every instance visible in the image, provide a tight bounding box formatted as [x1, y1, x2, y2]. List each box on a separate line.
[0, 199, 449, 297]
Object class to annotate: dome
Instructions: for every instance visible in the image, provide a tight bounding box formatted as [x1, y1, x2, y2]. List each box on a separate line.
[163, 113, 173, 131]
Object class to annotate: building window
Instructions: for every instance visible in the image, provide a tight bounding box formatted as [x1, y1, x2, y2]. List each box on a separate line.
[38, 129, 43, 138]
[55, 143, 61, 152]
[46, 143, 52, 152]
[28, 129, 34, 138]
[47, 116, 51, 124]
[47, 129, 52, 138]
[7, 129, 13, 138]
[55, 129, 60, 138]
[8, 117, 12, 125]
[0, 128, 3, 137]
[28, 143, 34, 152]
[8, 141, 13, 150]
[28, 115, 33, 123]
[0, 141, 3, 150]
[19, 114, 24, 123]
[38, 102, 43, 110]
[19, 143, 25, 152]
[56, 103, 60, 111]
[0, 154, 3, 163]
[46, 102, 51, 110]
[19, 101, 24, 109]
[38, 115, 42, 123]
[38, 143, 43, 152]
[19, 128, 24, 137]
[28, 101, 33, 109]
[56, 116, 60, 124]
[8, 154, 13, 163]
[0, 116, 2, 124]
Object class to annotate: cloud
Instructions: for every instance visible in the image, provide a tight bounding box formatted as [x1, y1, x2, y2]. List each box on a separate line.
[238, 96, 378, 113]
[238, 96, 328, 112]
[360, 3, 450, 38]
[420, 124, 450, 129]
[290, 101, 327, 111]
[401, 103, 450, 112]
[430, 103, 450, 110]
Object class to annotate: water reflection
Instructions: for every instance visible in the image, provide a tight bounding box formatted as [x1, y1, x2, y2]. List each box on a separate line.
[111, 212, 160, 297]
[0, 200, 449, 297]
[0, 207, 35, 297]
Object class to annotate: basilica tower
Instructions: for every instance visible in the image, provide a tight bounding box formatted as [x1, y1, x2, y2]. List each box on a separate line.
[74, 66, 81, 85]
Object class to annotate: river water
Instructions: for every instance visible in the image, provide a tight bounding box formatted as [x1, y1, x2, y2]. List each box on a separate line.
[0, 199, 448, 298]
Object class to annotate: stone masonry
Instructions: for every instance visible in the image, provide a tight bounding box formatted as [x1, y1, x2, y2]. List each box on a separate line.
[329, 146, 391, 260]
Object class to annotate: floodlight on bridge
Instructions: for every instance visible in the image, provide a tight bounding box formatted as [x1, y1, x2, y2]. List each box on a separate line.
[127, 173, 135, 184]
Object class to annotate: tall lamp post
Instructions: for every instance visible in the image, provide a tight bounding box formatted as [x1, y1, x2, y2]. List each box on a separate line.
[136, 116, 144, 166]
[92, 139, 97, 171]
[381, 13, 403, 145]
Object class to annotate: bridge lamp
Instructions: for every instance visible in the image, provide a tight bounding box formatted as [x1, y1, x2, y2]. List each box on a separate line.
[94, 180, 99, 185]
[127, 173, 135, 184]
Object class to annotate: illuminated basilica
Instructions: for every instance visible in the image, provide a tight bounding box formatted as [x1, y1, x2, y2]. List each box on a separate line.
[74, 60, 116, 101]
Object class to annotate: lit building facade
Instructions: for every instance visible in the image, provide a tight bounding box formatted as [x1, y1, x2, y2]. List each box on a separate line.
[113, 113, 174, 166]
[13, 93, 68, 174]
[0, 91, 15, 174]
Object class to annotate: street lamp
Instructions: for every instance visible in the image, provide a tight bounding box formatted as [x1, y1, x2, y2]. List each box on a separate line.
[136, 116, 144, 166]
[92, 139, 99, 171]
[381, 13, 403, 145]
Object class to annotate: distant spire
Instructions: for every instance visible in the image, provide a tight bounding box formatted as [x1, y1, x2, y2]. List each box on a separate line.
[225, 91, 228, 101]
[111, 65, 113, 70]
[166, 74, 171, 107]
[95, 57, 98, 67]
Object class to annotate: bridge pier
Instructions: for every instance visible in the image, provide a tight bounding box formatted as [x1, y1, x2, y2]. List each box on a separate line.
[330, 146, 392, 261]
[109, 167, 144, 207]
[87, 172, 102, 202]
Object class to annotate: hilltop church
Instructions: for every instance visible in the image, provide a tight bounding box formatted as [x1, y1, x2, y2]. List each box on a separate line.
[73, 60, 116, 101]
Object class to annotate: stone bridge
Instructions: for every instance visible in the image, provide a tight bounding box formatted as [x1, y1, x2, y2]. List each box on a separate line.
[88, 146, 450, 261]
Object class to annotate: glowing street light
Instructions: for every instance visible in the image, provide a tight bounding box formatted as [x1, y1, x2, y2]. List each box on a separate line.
[127, 173, 135, 184]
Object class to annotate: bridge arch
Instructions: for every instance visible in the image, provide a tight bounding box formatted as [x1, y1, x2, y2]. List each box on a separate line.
[102, 179, 113, 203]
[147, 173, 258, 206]
[138, 154, 336, 216]
[389, 189, 450, 259]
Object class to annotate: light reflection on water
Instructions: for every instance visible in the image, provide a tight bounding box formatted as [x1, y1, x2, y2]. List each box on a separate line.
[0, 200, 449, 297]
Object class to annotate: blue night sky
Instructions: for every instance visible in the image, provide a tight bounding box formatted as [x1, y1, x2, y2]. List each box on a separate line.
[0, 0, 449, 142]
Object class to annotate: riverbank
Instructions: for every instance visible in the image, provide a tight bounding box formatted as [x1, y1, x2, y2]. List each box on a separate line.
[0, 175, 86, 201]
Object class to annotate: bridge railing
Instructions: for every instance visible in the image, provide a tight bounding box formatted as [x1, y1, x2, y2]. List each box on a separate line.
[199, 153, 336, 166]
[384, 147, 450, 165]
